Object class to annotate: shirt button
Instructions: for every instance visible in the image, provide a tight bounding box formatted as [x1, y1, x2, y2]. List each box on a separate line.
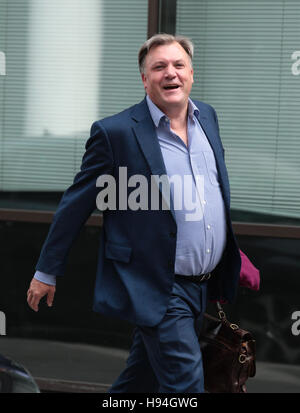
[207, 225, 211, 230]
[206, 248, 211, 253]
[203, 200, 207, 205]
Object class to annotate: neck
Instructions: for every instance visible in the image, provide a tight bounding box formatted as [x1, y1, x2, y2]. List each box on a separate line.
[168, 108, 188, 128]
[160, 101, 189, 128]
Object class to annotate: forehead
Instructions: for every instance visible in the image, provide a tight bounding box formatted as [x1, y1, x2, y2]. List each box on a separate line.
[145, 41, 190, 64]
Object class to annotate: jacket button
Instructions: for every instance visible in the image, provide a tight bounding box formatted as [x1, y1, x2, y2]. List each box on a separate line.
[169, 231, 176, 238]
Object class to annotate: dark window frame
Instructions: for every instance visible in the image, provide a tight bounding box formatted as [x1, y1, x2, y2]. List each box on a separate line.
[148, 0, 177, 37]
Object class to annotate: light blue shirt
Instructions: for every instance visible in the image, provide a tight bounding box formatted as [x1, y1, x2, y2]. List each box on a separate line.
[35, 96, 227, 285]
[146, 96, 227, 276]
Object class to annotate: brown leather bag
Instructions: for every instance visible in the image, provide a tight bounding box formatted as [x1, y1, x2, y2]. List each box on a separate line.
[199, 303, 256, 393]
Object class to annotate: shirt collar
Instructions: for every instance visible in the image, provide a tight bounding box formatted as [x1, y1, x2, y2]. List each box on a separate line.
[146, 95, 199, 128]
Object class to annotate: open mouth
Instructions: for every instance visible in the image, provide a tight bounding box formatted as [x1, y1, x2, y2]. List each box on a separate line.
[163, 84, 180, 90]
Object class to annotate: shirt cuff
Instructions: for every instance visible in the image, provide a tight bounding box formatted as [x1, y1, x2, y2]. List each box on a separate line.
[34, 271, 56, 286]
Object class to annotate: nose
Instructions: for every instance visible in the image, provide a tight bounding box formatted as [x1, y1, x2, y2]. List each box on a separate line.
[165, 64, 176, 78]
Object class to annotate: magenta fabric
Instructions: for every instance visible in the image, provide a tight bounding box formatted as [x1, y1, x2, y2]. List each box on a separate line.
[210, 250, 260, 303]
[239, 249, 260, 291]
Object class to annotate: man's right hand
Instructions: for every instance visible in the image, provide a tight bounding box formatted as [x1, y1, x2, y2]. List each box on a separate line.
[27, 278, 56, 312]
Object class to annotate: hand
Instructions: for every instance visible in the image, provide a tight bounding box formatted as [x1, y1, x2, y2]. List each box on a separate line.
[27, 278, 56, 312]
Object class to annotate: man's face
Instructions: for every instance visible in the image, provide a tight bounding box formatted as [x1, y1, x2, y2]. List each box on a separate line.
[141, 42, 194, 113]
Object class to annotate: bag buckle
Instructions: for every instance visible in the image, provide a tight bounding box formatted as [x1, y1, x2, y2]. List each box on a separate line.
[218, 310, 226, 319]
[239, 354, 247, 364]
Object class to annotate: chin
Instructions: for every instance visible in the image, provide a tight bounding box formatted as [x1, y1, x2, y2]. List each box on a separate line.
[164, 97, 185, 106]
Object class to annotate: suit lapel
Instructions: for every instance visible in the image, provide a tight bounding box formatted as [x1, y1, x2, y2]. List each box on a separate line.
[131, 99, 176, 222]
[132, 106, 167, 177]
[195, 107, 230, 207]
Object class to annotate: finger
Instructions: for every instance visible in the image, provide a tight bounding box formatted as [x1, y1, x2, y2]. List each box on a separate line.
[28, 297, 37, 312]
[47, 289, 55, 307]
[31, 297, 40, 312]
[27, 290, 41, 312]
[27, 290, 33, 306]
[27, 288, 33, 298]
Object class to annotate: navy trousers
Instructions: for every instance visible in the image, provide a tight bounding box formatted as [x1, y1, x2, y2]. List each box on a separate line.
[109, 277, 208, 393]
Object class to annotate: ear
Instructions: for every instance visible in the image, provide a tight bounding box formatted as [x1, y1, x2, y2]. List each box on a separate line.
[141, 72, 147, 91]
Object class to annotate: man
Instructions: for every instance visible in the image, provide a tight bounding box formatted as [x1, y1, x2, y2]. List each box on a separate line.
[27, 34, 242, 392]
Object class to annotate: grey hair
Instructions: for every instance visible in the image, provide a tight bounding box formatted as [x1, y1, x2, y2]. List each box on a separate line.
[138, 33, 194, 74]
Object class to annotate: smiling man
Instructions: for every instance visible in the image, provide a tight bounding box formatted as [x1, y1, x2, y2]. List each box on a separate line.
[27, 34, 242, 393]
[141, 42, 194, 149]
[141, 40, 194, 121]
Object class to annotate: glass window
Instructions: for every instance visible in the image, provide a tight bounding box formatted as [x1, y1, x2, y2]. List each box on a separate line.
[0, 0, 147, 196]
[176, 0, 300, 225]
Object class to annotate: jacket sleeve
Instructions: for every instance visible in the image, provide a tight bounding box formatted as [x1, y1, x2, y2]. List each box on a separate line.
[35, 121, 114, 276]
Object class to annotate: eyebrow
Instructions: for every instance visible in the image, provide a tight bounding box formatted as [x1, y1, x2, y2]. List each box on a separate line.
[151, 59, 185, 67]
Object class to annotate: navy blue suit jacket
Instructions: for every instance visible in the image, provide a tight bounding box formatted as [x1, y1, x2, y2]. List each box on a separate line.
[36, 98, 241, 327]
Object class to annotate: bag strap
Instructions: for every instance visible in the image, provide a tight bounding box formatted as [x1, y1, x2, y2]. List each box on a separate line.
[215, 301, 227, 320]
[215, 301, 240, 331]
